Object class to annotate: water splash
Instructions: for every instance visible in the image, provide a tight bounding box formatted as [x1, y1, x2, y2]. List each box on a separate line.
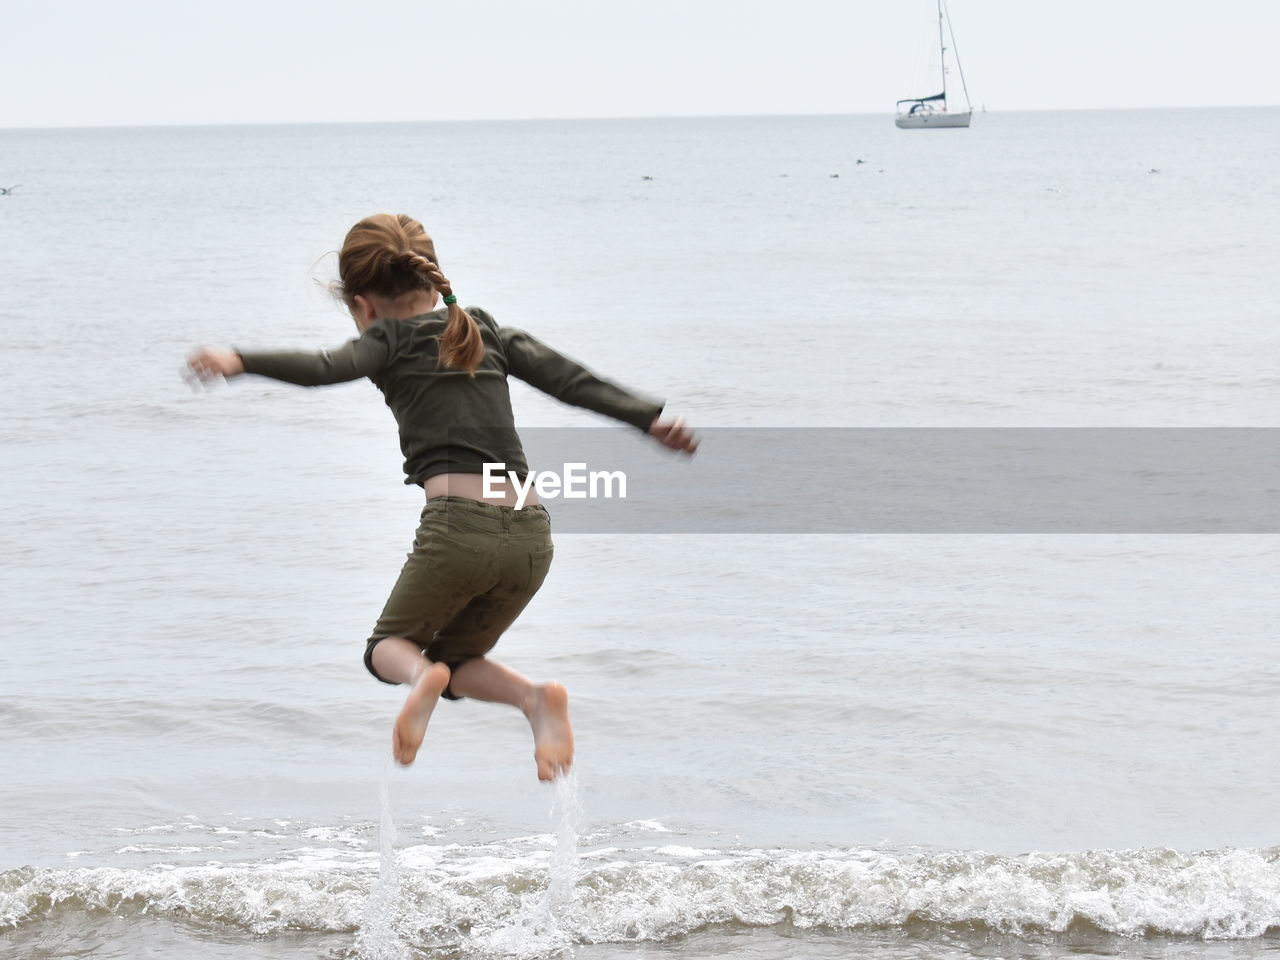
[477, 768, 583, 958]
[546, 768, 583, 919]
[354, 761, 407, 960]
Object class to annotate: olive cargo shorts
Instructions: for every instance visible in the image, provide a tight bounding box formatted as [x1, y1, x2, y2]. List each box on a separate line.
[364, 496, 554, 698]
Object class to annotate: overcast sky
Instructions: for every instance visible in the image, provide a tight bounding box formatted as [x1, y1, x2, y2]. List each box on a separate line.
[2, 0, 1277, 128]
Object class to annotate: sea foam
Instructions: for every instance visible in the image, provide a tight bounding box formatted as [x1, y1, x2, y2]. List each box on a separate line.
[4, 842, 1279, 955]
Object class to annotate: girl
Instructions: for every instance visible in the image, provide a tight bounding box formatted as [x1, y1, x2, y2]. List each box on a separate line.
[187, 213, 697, 781]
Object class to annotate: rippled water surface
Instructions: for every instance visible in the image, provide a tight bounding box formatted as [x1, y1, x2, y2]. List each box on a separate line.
[1, 109, 1279, 958]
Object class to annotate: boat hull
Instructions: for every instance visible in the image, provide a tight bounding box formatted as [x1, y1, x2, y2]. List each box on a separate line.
[895, 110, 972, 129]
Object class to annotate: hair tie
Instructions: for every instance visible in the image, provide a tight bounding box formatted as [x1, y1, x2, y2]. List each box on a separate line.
[442, 294, 458, 305]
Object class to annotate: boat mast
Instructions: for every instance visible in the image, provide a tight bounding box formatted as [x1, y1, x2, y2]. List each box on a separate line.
[937, 0, 948, 107]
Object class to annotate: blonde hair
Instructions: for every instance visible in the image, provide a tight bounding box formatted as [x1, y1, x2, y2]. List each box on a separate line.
[335, 213, 484, 374]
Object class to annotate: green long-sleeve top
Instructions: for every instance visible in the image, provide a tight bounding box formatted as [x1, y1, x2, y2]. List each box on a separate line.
[236, 306, 664, 485]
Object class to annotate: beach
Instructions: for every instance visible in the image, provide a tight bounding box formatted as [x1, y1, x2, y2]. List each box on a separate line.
[1, 109, 1278, 958]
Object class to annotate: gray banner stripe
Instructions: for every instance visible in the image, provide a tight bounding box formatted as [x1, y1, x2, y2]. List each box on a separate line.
[454, 428, 1280, 533]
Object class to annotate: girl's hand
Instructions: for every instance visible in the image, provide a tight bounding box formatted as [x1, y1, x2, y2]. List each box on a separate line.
[648, 416, 699, 455]
[186, 347, 244, 384]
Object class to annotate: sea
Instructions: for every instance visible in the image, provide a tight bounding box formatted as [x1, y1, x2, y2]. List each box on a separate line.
[1, 109, 1278, 959]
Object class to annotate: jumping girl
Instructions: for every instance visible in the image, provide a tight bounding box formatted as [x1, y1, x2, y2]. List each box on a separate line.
[186, 213, 697, 780]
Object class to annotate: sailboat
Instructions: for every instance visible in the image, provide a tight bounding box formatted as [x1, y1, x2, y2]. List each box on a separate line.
[895, 0, 972, 129]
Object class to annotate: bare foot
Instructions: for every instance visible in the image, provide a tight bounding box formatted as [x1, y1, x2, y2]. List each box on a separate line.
[392, 661, 451, 766]
[526, 682, 574, 781]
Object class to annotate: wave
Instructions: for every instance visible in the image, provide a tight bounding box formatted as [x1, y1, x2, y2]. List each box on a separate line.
[10, 839, 1280, 957]
[4, 841, 1279, 955]
[0, 696, 377, 744]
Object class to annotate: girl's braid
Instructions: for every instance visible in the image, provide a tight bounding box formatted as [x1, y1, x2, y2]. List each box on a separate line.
[388, 250, 453, 297]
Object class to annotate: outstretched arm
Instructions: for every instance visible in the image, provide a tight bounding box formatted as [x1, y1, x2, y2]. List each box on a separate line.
[499, 322, 697, 454]
[501, 325, 661, 427]
[186, 329, 390, 387]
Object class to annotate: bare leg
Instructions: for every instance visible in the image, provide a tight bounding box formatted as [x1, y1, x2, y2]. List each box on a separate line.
[371, 637, 451, 766]
[448, 657, 574, 781]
